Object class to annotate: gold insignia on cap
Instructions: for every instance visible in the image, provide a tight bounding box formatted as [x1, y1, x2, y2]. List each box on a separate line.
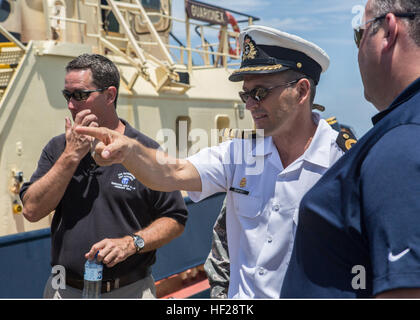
[239, 178, 247, 188]
[242, 35, 258, 61]
[232, 64, 284, 74]
[343, 133, 350, 139]
[297, 62, 303, 69]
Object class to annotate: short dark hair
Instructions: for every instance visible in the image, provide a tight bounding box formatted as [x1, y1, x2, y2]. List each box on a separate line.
[284, 70, 317, 107]
[66, 54, 120, 108]
[371, 0, 420, 46]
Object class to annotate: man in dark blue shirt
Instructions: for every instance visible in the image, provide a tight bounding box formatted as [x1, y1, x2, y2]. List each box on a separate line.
[281, 0, 420, 298]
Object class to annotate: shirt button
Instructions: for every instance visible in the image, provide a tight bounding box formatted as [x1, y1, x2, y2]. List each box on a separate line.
[258, 267, 265, 276]
[267, 236, 273, 243]
[273, 205, 280, 212]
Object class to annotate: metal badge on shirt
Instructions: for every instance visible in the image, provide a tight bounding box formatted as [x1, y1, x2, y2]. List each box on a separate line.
[229, 177, 250, 195]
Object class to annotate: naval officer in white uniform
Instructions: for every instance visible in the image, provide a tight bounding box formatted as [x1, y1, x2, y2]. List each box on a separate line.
[76, 25, 349, 298]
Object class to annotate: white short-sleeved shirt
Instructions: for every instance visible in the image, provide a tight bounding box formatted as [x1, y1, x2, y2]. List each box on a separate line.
[187, 113, 344, 298]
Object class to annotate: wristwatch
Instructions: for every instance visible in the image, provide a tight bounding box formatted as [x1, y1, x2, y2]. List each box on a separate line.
[130, 234, 145, 253]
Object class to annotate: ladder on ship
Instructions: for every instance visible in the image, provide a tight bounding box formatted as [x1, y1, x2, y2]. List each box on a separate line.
[102, 0, 191, 94]
[0, 27, 25, 102]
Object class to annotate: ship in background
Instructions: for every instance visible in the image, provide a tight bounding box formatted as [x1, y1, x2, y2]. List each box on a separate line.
[0, 0, 259, 298]
[0, 0, 355, 298]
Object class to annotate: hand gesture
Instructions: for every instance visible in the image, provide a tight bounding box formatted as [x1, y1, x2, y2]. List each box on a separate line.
[74, 126, 133, 166]
[64, 110, 98, 161]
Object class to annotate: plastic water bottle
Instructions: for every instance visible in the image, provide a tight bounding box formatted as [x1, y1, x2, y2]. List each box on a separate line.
[82, 252, 103, 298]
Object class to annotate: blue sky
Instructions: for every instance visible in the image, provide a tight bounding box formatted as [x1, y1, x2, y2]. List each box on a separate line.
[170, 0, 376, 137]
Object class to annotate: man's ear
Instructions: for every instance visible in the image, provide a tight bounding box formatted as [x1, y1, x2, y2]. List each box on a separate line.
[382, 13, 398, 51]
[106, 86, 117, 105]
[296, 78, 311, 105]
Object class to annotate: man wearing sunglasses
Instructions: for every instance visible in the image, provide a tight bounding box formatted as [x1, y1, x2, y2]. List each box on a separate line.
[281, 0, 420, 298]
[19, 54, 188, 298]
[76, 26, 350, 298]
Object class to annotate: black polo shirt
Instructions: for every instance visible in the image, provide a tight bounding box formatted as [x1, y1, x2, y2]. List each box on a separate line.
[281, 78, 420, 298]
[20, 119, 188, 280]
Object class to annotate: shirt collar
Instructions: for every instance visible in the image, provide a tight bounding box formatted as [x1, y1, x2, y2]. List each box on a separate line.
[301, 113, 337, 169]
[119, 118, 135, 138]
[372, 77, 420, 125]
[246, 113, 336, 169]
[253, 135, 273, 157]
[244, 134, 274, 169]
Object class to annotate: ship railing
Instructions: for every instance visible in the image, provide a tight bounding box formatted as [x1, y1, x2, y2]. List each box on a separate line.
[142, 9, 258, 70]
[93, 0, 255, 85]
[76, 1, 257, 68]
[43, 0, 258, 93]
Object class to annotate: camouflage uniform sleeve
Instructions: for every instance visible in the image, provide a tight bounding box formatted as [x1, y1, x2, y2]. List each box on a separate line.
[204, 197, 230, 298]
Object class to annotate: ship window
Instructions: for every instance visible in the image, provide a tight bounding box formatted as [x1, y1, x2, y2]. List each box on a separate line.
[216, 115, 230, 143]
[0, 1, 10, 22]
[176, 116, 191, 156]
[142, 0, 161, 11]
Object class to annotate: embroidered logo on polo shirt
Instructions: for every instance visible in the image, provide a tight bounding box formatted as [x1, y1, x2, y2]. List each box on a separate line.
[388, 248, 410, 262]
[111, 172, 136, 191]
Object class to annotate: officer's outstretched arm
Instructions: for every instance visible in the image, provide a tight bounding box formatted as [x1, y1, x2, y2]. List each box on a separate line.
[75, 126, 202, 192]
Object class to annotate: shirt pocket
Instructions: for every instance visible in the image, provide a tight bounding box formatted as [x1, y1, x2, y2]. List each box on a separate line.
[232, 193, 262, 219]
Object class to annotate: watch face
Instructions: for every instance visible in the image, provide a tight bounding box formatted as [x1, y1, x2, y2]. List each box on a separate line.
[133, 235, 144, 251]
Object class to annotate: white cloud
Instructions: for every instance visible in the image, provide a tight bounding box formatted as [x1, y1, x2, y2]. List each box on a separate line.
[311, 1, 364, 14]
[261, 17, 321, 32]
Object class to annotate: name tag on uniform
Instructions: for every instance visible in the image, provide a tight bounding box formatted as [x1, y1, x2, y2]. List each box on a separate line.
[229, 187, 249, 195]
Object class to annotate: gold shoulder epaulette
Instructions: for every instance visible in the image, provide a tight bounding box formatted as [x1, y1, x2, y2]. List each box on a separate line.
[220, 128, 256, 140]
[325, 116, 358, 152]
[325, 116, 341, 132]
[326, 116, 337, 125]
[336, 128, 357, 152]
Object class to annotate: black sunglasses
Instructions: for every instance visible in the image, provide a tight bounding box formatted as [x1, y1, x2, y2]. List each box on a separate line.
[62, 87, 108, 102]
[354, 12, 419, 48]
[238, 79, 301, 103]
